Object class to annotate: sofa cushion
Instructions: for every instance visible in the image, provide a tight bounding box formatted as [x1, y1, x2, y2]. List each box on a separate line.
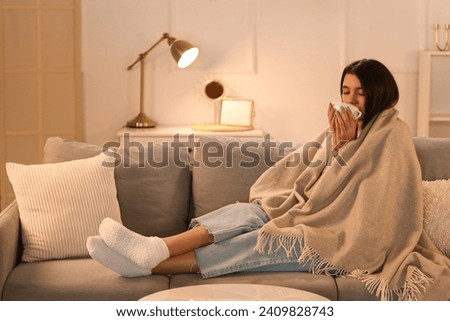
[169, 272, 337, 301]
[333, 277, 379, 301]
[2, 259, 169, 300]
[192, 136, 301, 216]
[43, 137, 192, 237]
[6, 153, 121, 262]
[423, 179, 450, 257]
[43, 137, 104, 163]
[414, 137, 450, 181]
[113, 146, 192, 236]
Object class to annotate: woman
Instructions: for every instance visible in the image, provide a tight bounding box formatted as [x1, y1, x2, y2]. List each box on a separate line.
[87, 59, 450, 300]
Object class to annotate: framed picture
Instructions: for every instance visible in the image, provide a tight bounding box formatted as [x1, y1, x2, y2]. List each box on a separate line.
[219, 98, 254, 128]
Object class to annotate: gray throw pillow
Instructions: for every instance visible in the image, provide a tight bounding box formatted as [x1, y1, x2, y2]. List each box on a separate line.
[43, 137, 191, 237]
[192, 136, 301, 217]
[413, 137, 450, 181]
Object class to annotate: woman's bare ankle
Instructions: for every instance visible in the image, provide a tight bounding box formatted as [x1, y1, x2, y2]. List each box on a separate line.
[152, 251, 199, 274]
[163, 225, 213, 256]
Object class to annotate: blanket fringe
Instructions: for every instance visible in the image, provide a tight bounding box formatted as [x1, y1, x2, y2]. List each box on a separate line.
[396, 267, 434, 301]
[256, 230, 434, 301]
[349, 269, 392, 300]
[298, 243, 348, 276]
[255, 230, 347, 276]
[255, 230, 302, 258]
[350, 267, 433, 301]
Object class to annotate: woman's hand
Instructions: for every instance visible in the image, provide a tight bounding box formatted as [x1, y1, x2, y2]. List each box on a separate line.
[327, 103, 361, 152]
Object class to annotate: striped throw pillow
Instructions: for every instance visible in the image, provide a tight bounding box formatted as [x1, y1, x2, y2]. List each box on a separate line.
[6, 152, 121, 262]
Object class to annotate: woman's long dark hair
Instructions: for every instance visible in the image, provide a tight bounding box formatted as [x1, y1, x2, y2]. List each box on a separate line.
[340, 59, 399, 126]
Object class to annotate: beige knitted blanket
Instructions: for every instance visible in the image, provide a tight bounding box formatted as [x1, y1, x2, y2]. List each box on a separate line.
[250, 108, 450, 300]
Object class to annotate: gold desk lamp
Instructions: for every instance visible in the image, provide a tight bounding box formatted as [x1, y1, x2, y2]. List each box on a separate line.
[126, 33, 199, 128]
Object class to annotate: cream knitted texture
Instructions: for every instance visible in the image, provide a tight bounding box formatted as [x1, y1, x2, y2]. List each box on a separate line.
[87, 236, 151, 278]
[99, 218, 169, 269]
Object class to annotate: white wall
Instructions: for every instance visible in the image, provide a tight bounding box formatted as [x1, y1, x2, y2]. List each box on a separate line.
[81, 0, 450, 145]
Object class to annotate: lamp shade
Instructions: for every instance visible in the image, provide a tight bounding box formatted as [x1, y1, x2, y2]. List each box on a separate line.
[170, 39, 199, 68]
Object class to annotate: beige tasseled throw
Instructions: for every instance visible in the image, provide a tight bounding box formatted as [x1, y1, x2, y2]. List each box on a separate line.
[250, 108, 450, 300]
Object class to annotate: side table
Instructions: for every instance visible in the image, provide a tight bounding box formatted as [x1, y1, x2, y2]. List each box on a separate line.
[117, 125, 265, 145]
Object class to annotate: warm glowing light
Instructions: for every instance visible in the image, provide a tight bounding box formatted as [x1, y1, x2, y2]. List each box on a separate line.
[177, 47, 199, 68]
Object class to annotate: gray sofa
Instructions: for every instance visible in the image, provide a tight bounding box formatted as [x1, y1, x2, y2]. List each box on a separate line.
[1, 135, 449, 301]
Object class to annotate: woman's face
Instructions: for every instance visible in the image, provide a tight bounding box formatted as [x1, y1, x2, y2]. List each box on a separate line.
[341, 73, 365, 116]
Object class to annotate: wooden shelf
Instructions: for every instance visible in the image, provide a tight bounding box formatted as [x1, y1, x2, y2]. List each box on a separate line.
[429, 114, 450, 122]
[417, 51, 450, 137]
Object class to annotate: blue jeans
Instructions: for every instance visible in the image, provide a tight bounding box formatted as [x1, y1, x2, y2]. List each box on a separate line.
[191, 203, 310, 278]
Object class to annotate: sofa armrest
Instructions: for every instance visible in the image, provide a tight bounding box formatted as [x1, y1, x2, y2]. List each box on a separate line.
[0, 201, 20, 298]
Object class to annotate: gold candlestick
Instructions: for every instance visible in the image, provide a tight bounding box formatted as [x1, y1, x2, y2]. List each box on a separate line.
[434, 24, 450, 51]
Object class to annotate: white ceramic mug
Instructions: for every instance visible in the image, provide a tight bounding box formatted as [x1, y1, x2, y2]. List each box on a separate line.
[331, 102, 362, 120]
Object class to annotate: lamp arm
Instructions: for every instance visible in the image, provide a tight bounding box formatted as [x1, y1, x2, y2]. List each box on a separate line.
[127, 33, 175, 70]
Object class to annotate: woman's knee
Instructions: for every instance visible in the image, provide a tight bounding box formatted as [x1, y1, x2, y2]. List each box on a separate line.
[221, 203, 269, 226]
